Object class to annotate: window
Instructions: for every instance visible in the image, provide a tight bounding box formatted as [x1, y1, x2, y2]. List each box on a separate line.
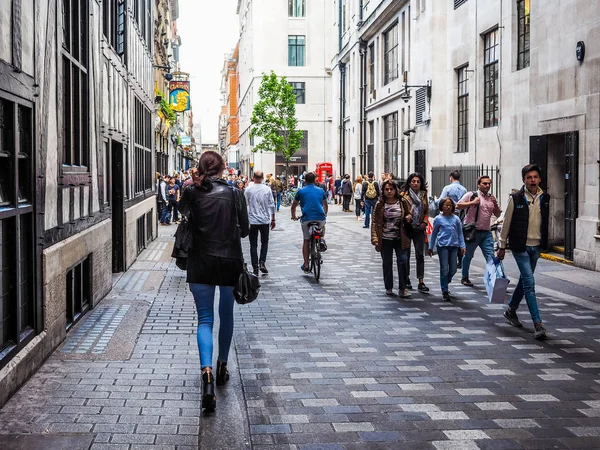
[383, 23, 399, 85]
[132, 0, 152, 46]
[383, 113, 398, 175]
[103, 0, 126, 56]
[454, 0, 468, 9]
[134, 97, 153, 195]
[66, 257, 90, 330]
[62, 0, 89, 167]
[289, 0, 305, 17]
[288, 36, 305, 66]
[290, 82, 306, 104]
[0, 97, 36, 369]
[483, 29, 499, 128]
[414, 149, 426, 176]
[368, 43, 375, 93]
[457, 66, 469, 153]
[517, 0, 530, 69]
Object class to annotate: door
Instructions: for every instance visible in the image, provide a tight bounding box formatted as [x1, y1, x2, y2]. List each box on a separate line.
[414, 149, 426, 179]
[529, 135, 548, 191]
[564, 131, 578, 260]
[111, 140, 125, 273]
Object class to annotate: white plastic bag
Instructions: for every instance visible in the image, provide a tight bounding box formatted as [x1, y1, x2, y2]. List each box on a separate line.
[483, 257, 510, 303]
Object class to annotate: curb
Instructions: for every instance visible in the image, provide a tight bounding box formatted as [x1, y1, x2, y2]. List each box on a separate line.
[540, 252, 574, 265]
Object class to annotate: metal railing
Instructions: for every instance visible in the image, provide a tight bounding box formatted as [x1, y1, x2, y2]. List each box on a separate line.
[430, 164, 500, 198]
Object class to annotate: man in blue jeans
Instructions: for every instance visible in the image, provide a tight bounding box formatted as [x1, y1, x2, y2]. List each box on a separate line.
[498, 164, 549, 340]
[361, 172, 380, 228]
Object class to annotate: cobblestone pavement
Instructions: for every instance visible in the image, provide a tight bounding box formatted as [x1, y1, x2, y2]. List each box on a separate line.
[2, 208, 600, 449]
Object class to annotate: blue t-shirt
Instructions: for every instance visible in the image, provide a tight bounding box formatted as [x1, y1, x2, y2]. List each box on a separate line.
[167, 183, 179, 201]
[295, 184, 327, 222]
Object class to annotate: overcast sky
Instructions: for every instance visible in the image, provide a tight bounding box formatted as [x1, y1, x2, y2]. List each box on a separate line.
[178, 0, 239, 144]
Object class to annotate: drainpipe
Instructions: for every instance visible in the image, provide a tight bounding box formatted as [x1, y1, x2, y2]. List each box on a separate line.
[358, 40, 367, 175]
[359, 0, 363, 23]
[338, 0, 343, 52]
[339, 62, 347, 174]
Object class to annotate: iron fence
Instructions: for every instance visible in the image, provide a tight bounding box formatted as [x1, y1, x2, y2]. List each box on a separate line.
[430, 164, 500, 198]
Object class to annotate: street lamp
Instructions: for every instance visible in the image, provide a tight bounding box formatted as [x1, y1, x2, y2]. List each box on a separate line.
[399, 71, 431, 104]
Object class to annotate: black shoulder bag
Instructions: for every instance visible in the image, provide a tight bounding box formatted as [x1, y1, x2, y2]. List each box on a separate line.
[462, 192, 480, 243]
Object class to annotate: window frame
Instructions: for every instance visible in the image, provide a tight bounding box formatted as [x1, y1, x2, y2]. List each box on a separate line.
[290, 82, 306, 104]
[517, 0, 530, 70]
[456, 65, 469, 153]
[383, 112, 398, 175]
[483, 28, 499, 128]
[133, 97, 153, 196]
[288, 0, 306, 17]
[288, 35, 306, 67]
[383, 23, 399, 86]
[368, 43, 375, 94]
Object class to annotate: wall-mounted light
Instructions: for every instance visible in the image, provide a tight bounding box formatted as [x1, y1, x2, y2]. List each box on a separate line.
[399, 72, 432, 104]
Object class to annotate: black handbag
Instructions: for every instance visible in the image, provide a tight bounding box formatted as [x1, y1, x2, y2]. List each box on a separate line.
[234, 263, 260, 305]
[171, 216, 193, 270]
[462, 193, 480, 243]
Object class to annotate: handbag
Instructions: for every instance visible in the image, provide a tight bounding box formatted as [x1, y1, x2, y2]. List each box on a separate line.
[171, 216, 193, 270]
[462, 193, 480, 243]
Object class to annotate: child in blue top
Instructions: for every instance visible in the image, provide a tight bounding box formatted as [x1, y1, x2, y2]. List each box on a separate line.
[428, 197, 466, 301]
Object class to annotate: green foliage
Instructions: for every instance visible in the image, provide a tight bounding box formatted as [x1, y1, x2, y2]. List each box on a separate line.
[160, 97, 177, 123]
[250, 71, 303, 164]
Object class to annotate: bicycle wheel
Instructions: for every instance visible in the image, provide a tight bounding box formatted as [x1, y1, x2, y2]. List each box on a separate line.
[312, 241, 321, 282]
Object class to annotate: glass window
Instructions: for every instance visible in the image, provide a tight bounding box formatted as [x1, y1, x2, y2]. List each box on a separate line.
[383, 112, 398, 175]
[134, 97, 153, 195]
[288, 0, 305, 17]
[383, 23, 399, 85]
[483, 29, 499, 128]
[517, 0, 530, 69]
[457, 66, 469, 152]
[288, 35, 305, 66]
[368, 43, 375, 93]
[290, 82, 306, 104]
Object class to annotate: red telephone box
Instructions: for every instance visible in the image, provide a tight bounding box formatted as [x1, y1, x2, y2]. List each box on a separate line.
[315, 162, 333, 183]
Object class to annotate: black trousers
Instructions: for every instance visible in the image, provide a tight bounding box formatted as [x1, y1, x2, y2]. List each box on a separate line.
[342, 194, 352, 211]
[169, 200, 179, 222]
[381, 239, 408, 290]
[406, 228, 426, 283]
[249, 224, 270, 269]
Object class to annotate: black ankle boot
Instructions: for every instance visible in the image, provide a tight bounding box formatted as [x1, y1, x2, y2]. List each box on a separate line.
[202, 371, 216, 411]
[216, 360, 230, 386]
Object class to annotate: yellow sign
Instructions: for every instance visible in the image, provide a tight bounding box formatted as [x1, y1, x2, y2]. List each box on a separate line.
[169, 81, 191, 112]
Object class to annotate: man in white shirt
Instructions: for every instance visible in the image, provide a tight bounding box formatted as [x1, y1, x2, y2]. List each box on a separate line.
[245, 171, 276, 275]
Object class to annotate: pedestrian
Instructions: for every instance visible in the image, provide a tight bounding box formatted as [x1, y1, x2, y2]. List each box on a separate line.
[401, 173, 430, 292]
[361, 171, 381, 228]
[245, 171, 276, 276]
[334, 176, 342, 205]
[341, 174, 353, 212]
[236, 179, 245, 191]
[177, 151, 249, 412]
[498, 164, 549, 340]
[157, 174, 169, 225]
[353, 175, 363, 220]
[167, 176, 180, 224]
[427, 198, 466, 301]
[457, 175, 501, 286]
[371, 179, 412, 298]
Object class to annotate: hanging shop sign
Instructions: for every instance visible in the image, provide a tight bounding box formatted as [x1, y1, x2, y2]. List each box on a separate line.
[169, 80, 191, 112]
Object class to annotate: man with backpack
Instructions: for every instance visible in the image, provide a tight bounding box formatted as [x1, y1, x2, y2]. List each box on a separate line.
[361, 172, 380, 229]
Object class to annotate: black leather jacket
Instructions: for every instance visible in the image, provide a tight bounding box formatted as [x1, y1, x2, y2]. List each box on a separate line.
[178, 179, 249, 285]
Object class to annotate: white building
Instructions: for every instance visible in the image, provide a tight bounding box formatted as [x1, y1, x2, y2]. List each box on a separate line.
[332, 0, 600, 271]
[236, 0, 334, 177]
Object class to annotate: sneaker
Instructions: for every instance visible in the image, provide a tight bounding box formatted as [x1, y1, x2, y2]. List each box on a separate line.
[385, 289, 394, 296]
[399, 289, 411, 298]
[259, 262, 269, 274]
[503, 308, 523, 328]
[318, 239, 328, 252]
[442, 291, 451, 302]
[362, 225, 369, 229]
[461, 278, 473, 287]
[300, 264, 311, 274]
[417, 283, 429, 293]
[406, 281, 413, 290]
[252, 266, 259, 276]
[533, 323, 548, 340]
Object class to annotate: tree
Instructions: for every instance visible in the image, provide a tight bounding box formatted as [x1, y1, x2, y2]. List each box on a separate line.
[250, 71, 303, 186]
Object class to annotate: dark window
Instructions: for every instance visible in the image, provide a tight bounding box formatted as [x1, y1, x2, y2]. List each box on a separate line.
[62, 0, 89, 168]
[289, 0, 305, 17]
[383, 113, 398, 175]
[414, 149, 426, 176]
[454, 0, 468, 9]
[369, 43, 375, 93]
[383, 23, 399, 85]
[457, 66, 469, 152]
[66, 257, 91, 330]
[0, 97, 36, 368]
[136, 216, 146, 255]
[415, 87, 427, 125]
[517, 0, 530, 69]
[134, 97, 153, 195]
[290, 82, 306, 104]
[132, 0, 152, 46]
[288, 35, 305, 66]
[483, 29, 499, 128]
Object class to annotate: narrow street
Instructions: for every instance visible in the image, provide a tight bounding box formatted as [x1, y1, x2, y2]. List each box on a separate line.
[1, 207, 600, 449]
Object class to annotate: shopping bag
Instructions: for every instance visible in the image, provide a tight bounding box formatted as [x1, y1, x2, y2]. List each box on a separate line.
[483, 257, 510, 303]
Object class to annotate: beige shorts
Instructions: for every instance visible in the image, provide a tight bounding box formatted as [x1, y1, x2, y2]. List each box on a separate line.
[301, 220, 326, 240]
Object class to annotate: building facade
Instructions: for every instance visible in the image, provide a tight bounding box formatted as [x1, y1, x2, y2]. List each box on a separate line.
[236, 0, 335, 177]
[332, 0, 600, 270]
[0, 0, 157, 407]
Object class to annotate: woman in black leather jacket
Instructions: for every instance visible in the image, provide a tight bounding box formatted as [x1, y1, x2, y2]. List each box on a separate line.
[178, 151, 249, 412]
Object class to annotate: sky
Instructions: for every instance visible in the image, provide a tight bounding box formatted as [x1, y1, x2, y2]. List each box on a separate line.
[177, 0, 239, 145]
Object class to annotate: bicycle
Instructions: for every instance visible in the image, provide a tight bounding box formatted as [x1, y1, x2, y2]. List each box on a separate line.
[280, 188, 297, 207]
[306, 221, 324, 282]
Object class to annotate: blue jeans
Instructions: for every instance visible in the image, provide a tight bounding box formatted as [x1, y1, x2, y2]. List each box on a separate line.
[160, 201, 170, 223]
[508, 246, 542, 324]
[273, 192, 281, 211]
[462, 230, 495, 279]
[189, 284, 235, 369]
[363, 199, 377, 228]
[437, 246, 459, 293]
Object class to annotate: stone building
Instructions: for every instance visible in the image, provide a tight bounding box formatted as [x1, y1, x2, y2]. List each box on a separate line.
[236, 0, 335, 177]
[0, 0, 156, 407]
[332, 0, 600, 270]
[221, 46, 240, 169]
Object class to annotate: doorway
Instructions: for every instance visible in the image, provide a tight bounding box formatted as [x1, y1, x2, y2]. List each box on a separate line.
[529, 131, 578, 260]
[111, 140, 125, 273]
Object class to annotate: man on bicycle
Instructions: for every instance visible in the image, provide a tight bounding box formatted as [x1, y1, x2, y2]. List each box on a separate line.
[291, 172, 328, 273]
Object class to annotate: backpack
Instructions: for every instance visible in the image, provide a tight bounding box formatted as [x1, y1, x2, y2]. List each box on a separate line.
[365, 181, 377, 199]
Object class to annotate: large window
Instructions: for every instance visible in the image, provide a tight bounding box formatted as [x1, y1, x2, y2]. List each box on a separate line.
[457, 66, 469, 152]
[0, 96, 36, 369]
[132, 0, 152, 46]
[288, 36, 305, 66]
[517, 0, 530, 69]
[134, 98, 153, 195]
[483, 29, 499, 128]
[290, 82, 306, 104]
[368, 43, 375, 94]
[383, 113, 398, 175]
[383, 23, 399, 85]
[62, 0, 89, 167]
[289, 0, 305, 17]
[103, 0, 126, 56]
